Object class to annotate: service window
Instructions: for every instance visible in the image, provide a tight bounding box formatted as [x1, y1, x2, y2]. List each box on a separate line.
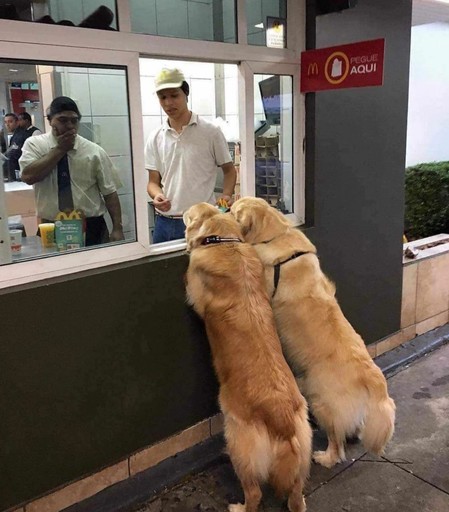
[140, 58, 239, 244]
[254, 73, 293, 214]
[0, 60, 136, 266]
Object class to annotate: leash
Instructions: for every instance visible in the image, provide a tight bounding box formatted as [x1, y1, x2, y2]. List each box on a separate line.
[273, 251, 310, 298]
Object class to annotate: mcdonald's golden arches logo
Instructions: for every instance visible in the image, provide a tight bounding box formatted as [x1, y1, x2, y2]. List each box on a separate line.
[307, 62, 319, 76]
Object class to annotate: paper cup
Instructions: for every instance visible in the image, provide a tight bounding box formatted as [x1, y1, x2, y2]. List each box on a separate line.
[39, 223, 55, 248]
[9, 229, 22, 253]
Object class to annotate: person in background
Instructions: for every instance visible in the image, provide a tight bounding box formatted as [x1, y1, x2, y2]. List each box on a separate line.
[145, 67, 237, 244]
[20, 96, 124, 246]
[1, 113, 30, 181]
[0, 125, 5, 181]
[18, 112, 42, 137]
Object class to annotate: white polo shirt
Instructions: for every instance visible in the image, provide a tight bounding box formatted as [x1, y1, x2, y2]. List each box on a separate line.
[144, 112, 232, 216]
[19, 132, 120, 220]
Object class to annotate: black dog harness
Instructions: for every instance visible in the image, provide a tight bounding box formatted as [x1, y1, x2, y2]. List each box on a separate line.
[200, 236, 309, 298]
[272, 251, 311, 298]
[201, 235, 243, 245]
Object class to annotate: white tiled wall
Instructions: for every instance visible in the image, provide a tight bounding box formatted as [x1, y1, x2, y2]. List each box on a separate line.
[190, 79, 216, 116]
[60, 72, 91, 115]
[92, 116, 131, 157]
[140, 58, 239, 145]
[57, 67, 135, 241]
[89, 75, 129, 117]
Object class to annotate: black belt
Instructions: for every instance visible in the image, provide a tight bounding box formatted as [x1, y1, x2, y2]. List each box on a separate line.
[155, 212, 184, 219]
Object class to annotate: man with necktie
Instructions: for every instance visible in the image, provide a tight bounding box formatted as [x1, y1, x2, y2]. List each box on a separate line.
[20, 96, 124, 246]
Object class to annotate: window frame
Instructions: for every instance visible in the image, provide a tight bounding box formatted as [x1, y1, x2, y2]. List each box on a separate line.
[0, 41, 150, 290]
[238, 61, 305, 225]
[0, 0, 305, 290]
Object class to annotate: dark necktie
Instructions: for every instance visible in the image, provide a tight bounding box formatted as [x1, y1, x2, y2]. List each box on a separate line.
[57, 154, 74, 212]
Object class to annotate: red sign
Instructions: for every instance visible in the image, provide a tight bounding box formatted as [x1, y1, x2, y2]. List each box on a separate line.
[300, 38, 385, 93]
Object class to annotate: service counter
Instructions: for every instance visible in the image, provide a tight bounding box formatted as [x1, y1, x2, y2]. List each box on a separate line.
[12, 235, 58, 261]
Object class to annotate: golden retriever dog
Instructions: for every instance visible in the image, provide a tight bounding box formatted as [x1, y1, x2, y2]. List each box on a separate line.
[184, 202, 312, 512]
[231, 197, 396, 469]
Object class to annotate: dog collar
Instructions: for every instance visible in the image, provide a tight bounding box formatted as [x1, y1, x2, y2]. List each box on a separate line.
[201, 235, 243, 245]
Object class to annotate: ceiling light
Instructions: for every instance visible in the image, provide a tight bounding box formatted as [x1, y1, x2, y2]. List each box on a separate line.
[8, 69, 19, 72]
[255, 23, 264, 28]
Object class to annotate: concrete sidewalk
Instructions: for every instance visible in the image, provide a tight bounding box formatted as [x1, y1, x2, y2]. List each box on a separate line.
[132, 342, 449, 512]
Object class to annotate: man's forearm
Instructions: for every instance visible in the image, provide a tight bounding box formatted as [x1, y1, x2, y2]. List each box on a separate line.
[222, 163, 237, 197]
[147, 182, 163, 199]
[21, 147, 66, 185]
[147, 176, 163, 199]
[104, 191, 123, 229]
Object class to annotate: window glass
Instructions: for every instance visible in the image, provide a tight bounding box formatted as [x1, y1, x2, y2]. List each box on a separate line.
[0, 1, 117, 30]
[0, 61, 135, 266]
[254, 74, 293, 213]
[140, 58, 239, 244]
[247, 0, 287, 47]
[130, 0, 236, 43]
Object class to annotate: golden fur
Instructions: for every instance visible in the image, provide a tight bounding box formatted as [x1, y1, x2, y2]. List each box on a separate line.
[231, 197, 396, 469]
[184, 202, 312, 512]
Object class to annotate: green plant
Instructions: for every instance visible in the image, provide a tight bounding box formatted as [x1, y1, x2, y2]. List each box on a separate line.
[404, 161, 449, 240]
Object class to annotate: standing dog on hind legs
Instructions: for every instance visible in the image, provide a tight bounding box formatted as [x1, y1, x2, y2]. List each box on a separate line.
[231, 197, 396, 469]
[184, 202, 312, 512]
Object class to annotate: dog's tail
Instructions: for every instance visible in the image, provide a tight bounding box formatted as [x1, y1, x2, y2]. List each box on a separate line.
[361, 372, 396, 455]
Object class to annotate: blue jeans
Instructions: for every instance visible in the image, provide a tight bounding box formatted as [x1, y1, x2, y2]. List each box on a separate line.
[152, 214, 186, 244]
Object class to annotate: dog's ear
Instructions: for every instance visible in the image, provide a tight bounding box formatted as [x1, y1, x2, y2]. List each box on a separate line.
[263, 206, 290, 230]
[183, 210, 192, 227]
[187, 218, 214, 252]
[186, 238, 195, 253]
[240, 214, 253, 238]
[257, 205, 290, 241]
[233, 207, 255, 240]
[185, 220, 203, 252]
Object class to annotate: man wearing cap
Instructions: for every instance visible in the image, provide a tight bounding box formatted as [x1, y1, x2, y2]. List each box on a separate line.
[20, 96, 124, 246]
[145, 67, 237, 243]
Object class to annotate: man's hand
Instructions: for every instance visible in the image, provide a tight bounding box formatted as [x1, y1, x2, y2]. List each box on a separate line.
[110, 227, 125, 242]
[57, 129, 76, 153]
[153, 193, 171, 212]
[216, 194, 233, 207]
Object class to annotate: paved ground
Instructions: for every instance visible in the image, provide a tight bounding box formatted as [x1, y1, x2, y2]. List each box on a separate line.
[132, 343, 449, 512]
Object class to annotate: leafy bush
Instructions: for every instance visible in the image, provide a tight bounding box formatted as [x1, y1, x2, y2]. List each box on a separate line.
[404, 162, 449, 240]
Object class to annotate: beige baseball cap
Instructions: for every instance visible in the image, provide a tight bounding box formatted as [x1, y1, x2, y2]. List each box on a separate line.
[154, 67, 185, 92]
